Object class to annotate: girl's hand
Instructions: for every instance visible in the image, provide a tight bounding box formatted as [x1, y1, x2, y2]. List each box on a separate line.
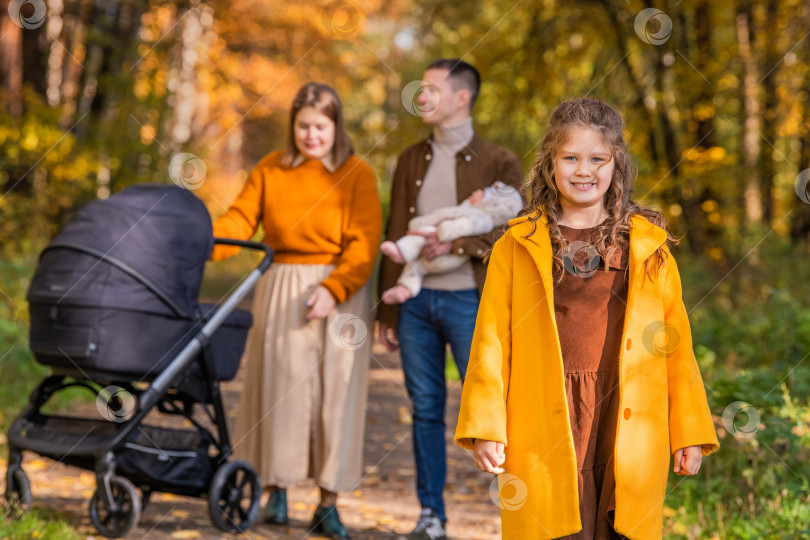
[306, 285, 336, 320]
[673, 445, 703, 476]
[474, 439, 505, 474]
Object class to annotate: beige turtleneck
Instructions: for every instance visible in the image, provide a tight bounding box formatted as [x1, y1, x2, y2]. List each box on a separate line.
[416, 118, 476, 291]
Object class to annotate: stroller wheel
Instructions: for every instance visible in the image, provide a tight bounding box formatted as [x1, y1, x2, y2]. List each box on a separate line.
[89, 475, 141, 538]
[5, 467, 32, 512]
[208, 460, 260, 532]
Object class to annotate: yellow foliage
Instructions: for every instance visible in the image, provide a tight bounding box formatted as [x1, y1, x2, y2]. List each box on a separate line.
[21, 131, 39, 151]
[701, 200, 719, 212]
[170, 531, 201, 539]
[693, 104, 715, 122]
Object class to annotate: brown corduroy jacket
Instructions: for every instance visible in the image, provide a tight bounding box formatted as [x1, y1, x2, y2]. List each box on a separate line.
[377, 132, 524, 328]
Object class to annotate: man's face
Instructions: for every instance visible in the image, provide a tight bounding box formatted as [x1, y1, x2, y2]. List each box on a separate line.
[416, 68, 462, 125]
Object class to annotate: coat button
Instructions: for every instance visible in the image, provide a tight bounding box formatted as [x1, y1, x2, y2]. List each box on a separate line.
[626, 338, 632, 350]
[425, 154, 432, 161]
[623, 408, 632, 420]
[457, 247, 464, 255]
[476, 249, 483, 255]
[415, 179, 422, 186]
[409, 206, 415, 214]
[464, 155, 471, 162]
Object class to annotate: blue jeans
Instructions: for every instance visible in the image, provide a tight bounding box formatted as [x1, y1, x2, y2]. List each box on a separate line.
[397, 288, 479, 522]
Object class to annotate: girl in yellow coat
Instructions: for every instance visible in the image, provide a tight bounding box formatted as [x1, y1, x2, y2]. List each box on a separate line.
[455, 98, 718, 540]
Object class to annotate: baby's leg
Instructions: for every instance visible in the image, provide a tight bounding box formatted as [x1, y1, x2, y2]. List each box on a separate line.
[395, 235, 425, 263]
[381, 284, 413, 304]
[382, 262, 423, 304]
[381, 236, 423, 264]
[380, 241, 405, 264]
[383, 225, 435, 264]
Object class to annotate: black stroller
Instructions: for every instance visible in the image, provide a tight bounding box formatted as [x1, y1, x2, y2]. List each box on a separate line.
[4, 183, 273, 537]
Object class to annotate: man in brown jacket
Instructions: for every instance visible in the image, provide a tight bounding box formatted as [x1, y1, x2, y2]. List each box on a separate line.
[378, 59, 523, 540]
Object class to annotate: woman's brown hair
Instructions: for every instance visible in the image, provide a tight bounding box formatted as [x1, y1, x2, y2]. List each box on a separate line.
[522, 97, 678, 282]
[280, 82, 354, 169]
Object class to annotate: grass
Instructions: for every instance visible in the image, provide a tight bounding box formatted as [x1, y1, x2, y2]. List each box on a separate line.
[446, 350, 462, 382]
[0, 508, 80, 540]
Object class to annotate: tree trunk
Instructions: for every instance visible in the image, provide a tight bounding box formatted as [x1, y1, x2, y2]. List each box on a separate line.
[58, 6, 87, 128]
[0, 0, 24, 118]
[737, 0, 762, 225]
[21, 15, 47, 98]
[790, 1, 810, 241]
[600, 1, 661, 168]
[45, 0, 66, 106]
[758, 0, 779, 226]
[652, 3, 704, 254]
[692, 0, 725, 250]
[791, 138, 810, 240]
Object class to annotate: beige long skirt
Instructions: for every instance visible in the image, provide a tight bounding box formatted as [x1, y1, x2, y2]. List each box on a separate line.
[231, 263, 373, 493]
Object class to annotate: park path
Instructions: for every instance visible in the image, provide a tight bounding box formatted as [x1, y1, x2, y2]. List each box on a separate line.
[1, 341, 502, 540]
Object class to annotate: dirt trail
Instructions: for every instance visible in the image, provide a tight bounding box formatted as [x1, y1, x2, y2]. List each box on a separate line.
[2, 342, 502, 539]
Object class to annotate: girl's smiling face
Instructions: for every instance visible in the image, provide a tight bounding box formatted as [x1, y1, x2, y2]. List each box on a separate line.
[554, 126, 614, 215]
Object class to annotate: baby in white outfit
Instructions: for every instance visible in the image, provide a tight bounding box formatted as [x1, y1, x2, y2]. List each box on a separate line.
[381, 180, 523, 304]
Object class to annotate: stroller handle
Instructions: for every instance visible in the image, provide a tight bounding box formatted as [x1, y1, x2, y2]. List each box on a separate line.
[141, 238, 272, 413]
[213, 238, 274, 272]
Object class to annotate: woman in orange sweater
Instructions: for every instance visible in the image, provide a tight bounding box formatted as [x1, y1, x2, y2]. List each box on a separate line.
[211, 82, 382, 539]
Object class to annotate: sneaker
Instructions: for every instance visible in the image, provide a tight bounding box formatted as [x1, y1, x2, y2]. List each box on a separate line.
[310, 505, 350, 539]
[262, 489, 288, 525]
[399, 509, 447, 540]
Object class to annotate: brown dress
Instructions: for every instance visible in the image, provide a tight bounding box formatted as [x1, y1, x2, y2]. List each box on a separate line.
[554, 225, 628, 540]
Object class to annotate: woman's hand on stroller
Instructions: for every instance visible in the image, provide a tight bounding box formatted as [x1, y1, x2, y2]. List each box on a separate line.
[306, 285, 336, 320]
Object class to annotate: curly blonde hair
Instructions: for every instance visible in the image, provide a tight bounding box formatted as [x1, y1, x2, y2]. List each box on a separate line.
[521, 97, 677, 282]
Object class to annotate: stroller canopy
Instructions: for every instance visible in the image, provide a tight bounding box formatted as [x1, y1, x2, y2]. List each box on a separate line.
[29, 183, 213, 318]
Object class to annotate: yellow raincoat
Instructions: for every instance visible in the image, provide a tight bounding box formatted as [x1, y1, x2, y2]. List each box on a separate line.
[455, 212, 719, 540]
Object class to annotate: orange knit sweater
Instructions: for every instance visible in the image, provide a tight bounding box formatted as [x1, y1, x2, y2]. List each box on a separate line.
[211, 151, 382, 304]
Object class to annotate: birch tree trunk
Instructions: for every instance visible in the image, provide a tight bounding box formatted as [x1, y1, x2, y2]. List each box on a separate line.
[737, 0, 763, 225]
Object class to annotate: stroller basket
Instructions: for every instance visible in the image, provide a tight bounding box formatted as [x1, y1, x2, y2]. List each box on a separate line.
[8, 416, 216, 495]
[117, 424, 215, 494]
[8, 415, 119, 465]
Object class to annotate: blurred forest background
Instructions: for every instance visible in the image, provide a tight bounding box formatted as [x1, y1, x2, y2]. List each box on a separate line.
[1, 0, 810, 538]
